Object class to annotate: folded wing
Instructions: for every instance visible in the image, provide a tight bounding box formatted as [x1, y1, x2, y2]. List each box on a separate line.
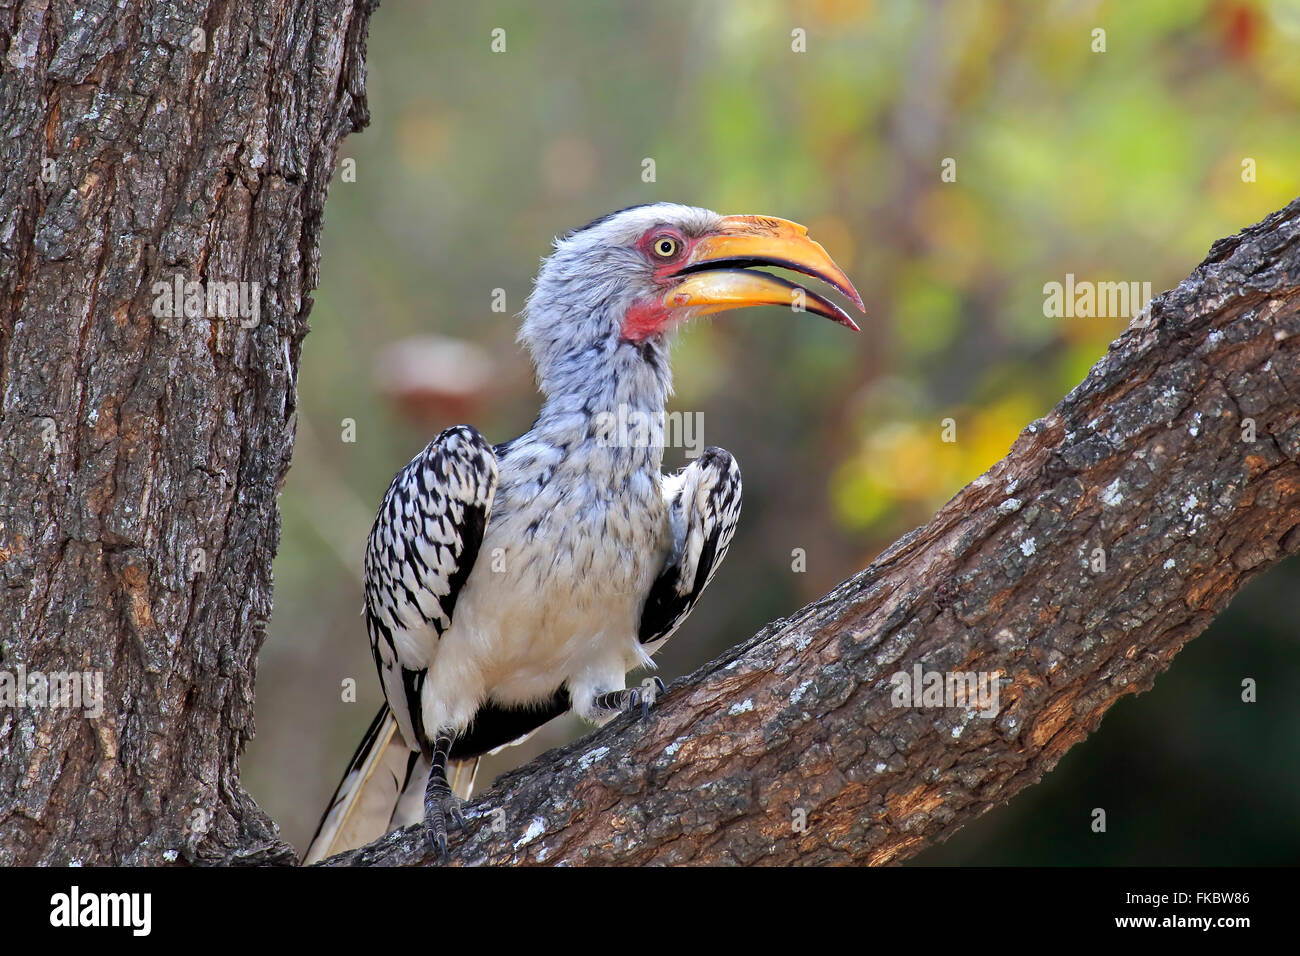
[639, 446, 742, 654]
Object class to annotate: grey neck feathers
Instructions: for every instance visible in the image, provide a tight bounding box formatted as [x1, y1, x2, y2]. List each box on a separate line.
[521, 298, 673, 476]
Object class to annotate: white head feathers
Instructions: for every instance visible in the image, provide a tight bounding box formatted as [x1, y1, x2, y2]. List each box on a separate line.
[517, 203, 722, 400]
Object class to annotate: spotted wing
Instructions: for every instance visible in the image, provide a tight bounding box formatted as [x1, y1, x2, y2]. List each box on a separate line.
[639, 446, 742, 653]
[364, 425, 498, 754]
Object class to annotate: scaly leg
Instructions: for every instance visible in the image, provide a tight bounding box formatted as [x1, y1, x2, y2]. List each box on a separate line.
[423, 732, 464, 858]
[590, 677, 666, 719]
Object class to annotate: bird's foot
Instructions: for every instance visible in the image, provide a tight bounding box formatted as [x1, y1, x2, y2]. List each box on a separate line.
[423, 783, 465, 859]
[637, 677, 667, 718]
[591, 687, 641, 717]
[423, 734, 462, 861]
[592, 678, 667, 720]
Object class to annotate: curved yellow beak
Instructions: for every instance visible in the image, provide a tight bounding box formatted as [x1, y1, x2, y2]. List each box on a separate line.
[662, 216, 863, 331]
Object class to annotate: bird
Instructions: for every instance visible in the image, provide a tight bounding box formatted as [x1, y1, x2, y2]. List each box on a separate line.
[303, 202, 863, 864]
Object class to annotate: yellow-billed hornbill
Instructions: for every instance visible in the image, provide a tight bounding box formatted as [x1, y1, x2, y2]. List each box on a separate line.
[305, 203, 863, 863]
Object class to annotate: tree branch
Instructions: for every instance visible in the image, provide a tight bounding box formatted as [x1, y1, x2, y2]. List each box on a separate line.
[323, 197, 1300, 867]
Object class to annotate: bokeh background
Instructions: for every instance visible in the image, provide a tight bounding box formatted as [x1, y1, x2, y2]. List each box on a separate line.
[244, 0, 1300, 863]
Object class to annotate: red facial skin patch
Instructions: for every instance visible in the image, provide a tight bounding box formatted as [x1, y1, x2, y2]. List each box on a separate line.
[621, 226, 699, 342]
[622, 299, 672, 342]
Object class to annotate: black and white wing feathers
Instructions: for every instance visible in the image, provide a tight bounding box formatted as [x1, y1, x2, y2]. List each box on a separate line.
[364, 425, 498, 754]
[638, 446, 742, 653]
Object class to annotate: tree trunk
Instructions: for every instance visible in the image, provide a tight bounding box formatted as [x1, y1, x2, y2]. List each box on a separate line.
[324, 198, 1300, 867]
[0, 0, 375, 865]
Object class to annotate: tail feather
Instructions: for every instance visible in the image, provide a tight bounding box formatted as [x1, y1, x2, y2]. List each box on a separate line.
[450, 757, 480, 801]
[303, 705, 480, 864]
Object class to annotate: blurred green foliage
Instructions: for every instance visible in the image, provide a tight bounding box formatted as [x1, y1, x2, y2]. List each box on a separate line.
[245, 0, 1300, 863]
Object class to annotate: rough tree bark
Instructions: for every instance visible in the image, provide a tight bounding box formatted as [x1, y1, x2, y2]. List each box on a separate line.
[326, 198, 1300, 867]
[0, 0, 375, 865]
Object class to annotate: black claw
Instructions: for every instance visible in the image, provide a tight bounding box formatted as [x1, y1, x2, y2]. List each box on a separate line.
[424, 789, 464, 857]
[425, 812, 445, 857]
[639, 678, 667, 718]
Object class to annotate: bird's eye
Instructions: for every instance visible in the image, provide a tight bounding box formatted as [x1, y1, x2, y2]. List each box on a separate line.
[652, 236, 680, 258]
